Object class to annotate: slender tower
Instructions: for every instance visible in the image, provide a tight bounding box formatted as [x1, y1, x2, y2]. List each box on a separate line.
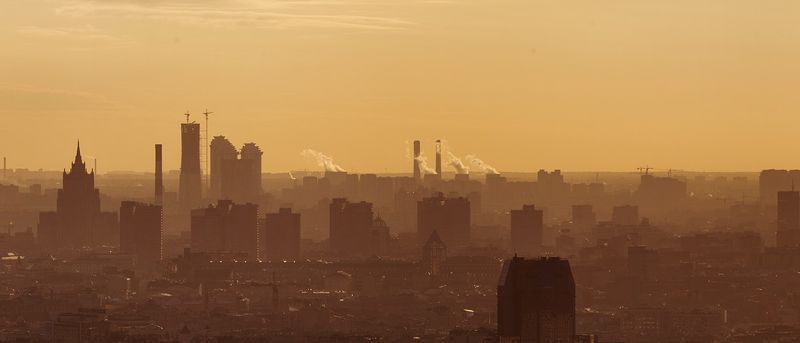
[435, 140, 442, 176]
[413, 140, 421, 182]
[155, 144, 163, 205]
[179, 114, 202, 210]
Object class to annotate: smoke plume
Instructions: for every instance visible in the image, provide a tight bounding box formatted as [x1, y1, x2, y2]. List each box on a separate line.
[415, 155, 437, 175]
[301, 149, 346, 172]
[447, 152, 469, 174]
[465, 155, 498, 174]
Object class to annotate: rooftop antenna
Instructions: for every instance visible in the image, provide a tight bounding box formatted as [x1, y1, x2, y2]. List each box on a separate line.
[184, 111, 191, 123]
[203, 109, 213, 191]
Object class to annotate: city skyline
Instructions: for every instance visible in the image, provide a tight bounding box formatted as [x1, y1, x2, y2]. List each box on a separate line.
[3, 1, 800, 172]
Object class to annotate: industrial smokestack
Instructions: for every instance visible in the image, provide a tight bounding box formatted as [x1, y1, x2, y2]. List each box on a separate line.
[435, 140, 442, 176]
[155, 144, 163, 205]
[413, 140, 421, 182]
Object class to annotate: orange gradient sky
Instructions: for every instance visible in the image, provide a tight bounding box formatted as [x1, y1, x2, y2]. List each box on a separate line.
[1, 0, 799, 173]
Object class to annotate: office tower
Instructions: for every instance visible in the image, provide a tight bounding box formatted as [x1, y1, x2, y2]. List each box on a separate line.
[571, 204, 596, 230]
[435, 139, 442, 176]
[210, 136, 237, 198]
[612, 205, 639, 226]
[218, 142, 262, 203]
[413, 140, 421, 182]
[38, 142, 118, 249]
[760, 169, 800, 203]
[510, 205, 544, 255]
[262, 208, 301, 261]
[179, 122, 202, 210]
[240, 142, 263, 198]
[329, 198, 374, 255]
[119, 201, 163, 266]
[498, 256, 576, 343]
[155, 144, 163, 205]
[191, 200, 259, 259]
[777, 190, 800, 247]
[417, 192, 470, 248]
[422, 231, 447, 276]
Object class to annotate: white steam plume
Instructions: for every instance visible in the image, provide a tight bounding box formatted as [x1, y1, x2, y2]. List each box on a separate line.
[288, 171, 297, 180]
[465, 155, 499, 174]
[415, 155, 437, 175]
[301, 149, 346, 172]
[447, 151, 469, 174]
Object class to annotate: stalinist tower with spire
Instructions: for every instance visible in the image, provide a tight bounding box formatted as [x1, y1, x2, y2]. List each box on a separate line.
[38, 142, 118, 250]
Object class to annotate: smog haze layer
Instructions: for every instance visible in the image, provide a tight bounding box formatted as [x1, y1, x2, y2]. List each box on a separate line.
[1, 0, 799, 172]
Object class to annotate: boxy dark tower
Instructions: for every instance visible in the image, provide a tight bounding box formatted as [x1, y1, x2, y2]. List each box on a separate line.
[179, 122, 202, 210]
[498, 256, 576, 343]
[777, 190, 800, 247]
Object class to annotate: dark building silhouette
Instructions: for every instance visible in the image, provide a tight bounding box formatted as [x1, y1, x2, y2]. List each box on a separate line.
[154, 144, 163, 205]
[760, 169, 800, 203]
[422, 231, 447, 277]
[119, 201, 162, 266]
[329, 198, 374, 255]
[262, 208, 301, 261]
[777, 190, 800, 247]
[38, 143, 118, 249]
[637, 174, 687, 205]
[191, 200, 259, 260]
[498, 256, 576, 343]
[435, 140, 442, 176]
[612, 205, 639, 226]
[179, 122, 202, 210]
[418, 192, 470, 248]
[571, 204, 596, 230]
[510, 205, 544, 255]
[217, 141, 262, 203]
[210, 136, 237, 199]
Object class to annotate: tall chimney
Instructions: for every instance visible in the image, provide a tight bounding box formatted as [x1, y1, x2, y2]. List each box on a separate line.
[413, 140, 421, 182]
[155, 144, 163, 205]
[435, 140, 442, 176]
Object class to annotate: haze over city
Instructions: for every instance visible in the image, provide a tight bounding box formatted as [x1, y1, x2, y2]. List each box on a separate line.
[4, 1, 800, 343]
[3, 0, 800, 172]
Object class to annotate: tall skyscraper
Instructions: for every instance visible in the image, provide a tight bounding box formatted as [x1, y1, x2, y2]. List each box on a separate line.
[238, 142, 263, 201]
[422, 231, 447, 277]
[210, 136, 237, 199]
[191, 200, 259, 259]
[120, 201, 163, 267]
[510, 205, 544, 255]
[417, 192, 470, 248]
[179, 122, 202, 210]
[38, 142, 118, 250]
[155, 144, 163, 205]
[262, 208, 301, 261]
[413, 140, 421, 183]
[777, 190, 800, 247]
[329, 198, 374, 255]
[498, 256, 576, 343]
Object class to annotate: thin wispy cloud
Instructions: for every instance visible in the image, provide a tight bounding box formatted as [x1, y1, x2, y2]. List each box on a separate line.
[54, 0, 424, 32]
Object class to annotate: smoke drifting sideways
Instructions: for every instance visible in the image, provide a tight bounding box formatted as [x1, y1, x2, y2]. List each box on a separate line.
[301, 149, 346, 172]
[447, 152, 469, 174]
[415, 155, 437, 175]
[465, 155, 499, 174]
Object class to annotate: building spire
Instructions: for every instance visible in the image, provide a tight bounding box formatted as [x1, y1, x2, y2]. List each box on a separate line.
[75, 140, 83, 164]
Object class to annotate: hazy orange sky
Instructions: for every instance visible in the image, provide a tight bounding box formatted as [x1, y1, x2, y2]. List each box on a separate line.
[1, 0, 799, 173]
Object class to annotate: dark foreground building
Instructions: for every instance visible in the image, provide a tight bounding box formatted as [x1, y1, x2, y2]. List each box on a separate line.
[417, 193, 470, 248]
[119, 201, 163, 267]
[262, 208, 301, 261]
[191, 200, 259, 260]
[498, 256, 575, 343]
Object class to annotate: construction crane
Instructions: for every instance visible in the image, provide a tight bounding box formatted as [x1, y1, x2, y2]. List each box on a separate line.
[203, 109, 213, 191]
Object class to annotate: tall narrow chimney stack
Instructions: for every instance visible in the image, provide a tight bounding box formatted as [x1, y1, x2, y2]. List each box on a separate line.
[155, 144, 163, 205]
[435, 140, 442, 176]
[413, 140, 421, 182]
